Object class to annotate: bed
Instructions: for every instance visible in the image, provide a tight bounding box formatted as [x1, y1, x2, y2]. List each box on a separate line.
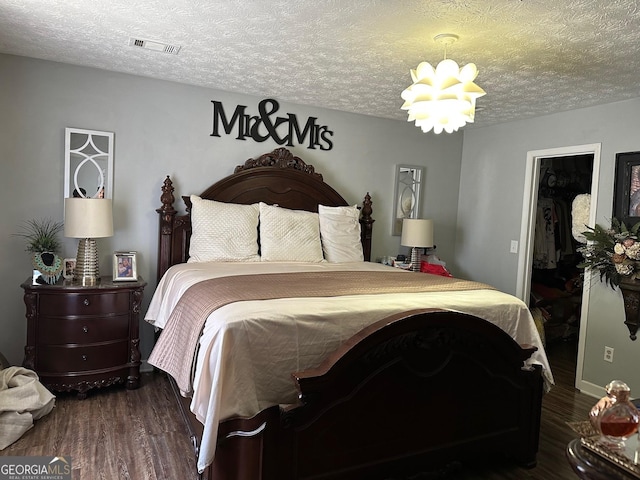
[146, 147, 552, 480]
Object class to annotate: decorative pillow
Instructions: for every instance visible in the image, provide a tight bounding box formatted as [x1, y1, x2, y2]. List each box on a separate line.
[188, 195, 260, 262]
[318, 204, 364, 262]
[259, 202, 324, 262]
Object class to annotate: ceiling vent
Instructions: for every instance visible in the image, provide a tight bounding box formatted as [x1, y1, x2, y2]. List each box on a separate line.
[129, 37, 181, 55]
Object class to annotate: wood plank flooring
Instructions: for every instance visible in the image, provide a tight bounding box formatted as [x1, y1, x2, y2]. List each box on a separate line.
[0, 370, 197, 479]
[0, 339, 596, 479]
[455, 338, 595, 480]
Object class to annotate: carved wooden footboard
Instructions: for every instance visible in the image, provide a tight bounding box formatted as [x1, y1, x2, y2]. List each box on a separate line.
[172, 308, 542, 480]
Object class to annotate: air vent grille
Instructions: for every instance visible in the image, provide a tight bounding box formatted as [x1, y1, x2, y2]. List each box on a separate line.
[129, 37, 181, 55]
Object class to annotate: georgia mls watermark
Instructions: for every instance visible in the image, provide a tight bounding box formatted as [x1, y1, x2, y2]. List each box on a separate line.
[0, 456, 71, 480]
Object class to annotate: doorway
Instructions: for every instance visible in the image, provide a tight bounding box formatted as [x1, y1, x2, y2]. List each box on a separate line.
[516, 144, 601, 389]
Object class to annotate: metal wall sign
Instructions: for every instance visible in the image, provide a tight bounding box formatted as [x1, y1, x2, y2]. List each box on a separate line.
[211, 98, 334, 151]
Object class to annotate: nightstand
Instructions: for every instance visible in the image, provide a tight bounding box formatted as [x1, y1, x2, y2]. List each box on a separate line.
[21, 276, 146, 399]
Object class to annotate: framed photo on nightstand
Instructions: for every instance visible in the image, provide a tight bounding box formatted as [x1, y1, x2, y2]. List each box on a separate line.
[63, 258, 76, 280]
[113, 251, 137, 281]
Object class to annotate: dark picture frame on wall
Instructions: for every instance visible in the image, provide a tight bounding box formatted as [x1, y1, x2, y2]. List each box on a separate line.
[613, 151, 640, 226]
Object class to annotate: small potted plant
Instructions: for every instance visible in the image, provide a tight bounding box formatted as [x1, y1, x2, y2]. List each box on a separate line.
[15, 218, 64, 284]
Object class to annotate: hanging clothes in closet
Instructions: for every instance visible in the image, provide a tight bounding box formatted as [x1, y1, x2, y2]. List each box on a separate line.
[533, 192, 575, 270]
[533, 197, 557, 269]
[531, 157, 593, 345]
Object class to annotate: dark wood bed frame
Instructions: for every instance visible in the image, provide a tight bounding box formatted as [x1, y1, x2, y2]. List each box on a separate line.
[155, 147, 544, 480]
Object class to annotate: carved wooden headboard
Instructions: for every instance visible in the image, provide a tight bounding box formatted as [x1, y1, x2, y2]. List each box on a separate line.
[156, 148, 374, 282]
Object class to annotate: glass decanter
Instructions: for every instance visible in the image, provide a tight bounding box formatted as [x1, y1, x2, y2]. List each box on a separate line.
[591, 380, 639, 450]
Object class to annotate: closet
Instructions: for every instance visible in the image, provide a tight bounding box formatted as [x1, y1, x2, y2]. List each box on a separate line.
[530, 154, 594, 345]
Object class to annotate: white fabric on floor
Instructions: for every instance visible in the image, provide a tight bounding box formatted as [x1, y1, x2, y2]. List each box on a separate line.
[0, 366, 55, 450]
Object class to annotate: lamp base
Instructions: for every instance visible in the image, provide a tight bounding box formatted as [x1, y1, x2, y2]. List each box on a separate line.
[74, 238, 100, 286]
[410, 247, 422, 272]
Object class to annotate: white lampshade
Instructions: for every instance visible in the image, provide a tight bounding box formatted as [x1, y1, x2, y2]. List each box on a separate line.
[401, 218, 434, 272]
[64, 198, 113, 238]
[401, 218, 434, 248]
[64, 198, 113, 285]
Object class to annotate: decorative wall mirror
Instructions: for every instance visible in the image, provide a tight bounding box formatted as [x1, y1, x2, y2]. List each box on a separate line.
[392, 164, 424, 236]
[64, 128, 114, 199]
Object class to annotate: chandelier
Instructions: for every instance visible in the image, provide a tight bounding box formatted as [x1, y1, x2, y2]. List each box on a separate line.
[401, 34, 486, 134]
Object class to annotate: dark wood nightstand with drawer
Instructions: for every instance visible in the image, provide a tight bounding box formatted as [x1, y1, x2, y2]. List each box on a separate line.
[21, 276, 146, 399]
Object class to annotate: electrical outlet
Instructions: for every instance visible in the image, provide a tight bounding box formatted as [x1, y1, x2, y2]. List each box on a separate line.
[604, 346, 614, 363]
[510, 240, 518, 254]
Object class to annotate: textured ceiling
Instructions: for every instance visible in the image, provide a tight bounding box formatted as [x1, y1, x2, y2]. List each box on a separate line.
[2, 0, 640, 129]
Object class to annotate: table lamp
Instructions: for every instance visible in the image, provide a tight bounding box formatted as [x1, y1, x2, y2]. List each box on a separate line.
[400, 218, 434, 272]
[64, 198, 114, 285]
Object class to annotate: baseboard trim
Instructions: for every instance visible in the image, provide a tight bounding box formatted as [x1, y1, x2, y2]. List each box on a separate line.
[141, 359, 153, 373]
[576, 379, 604, 399]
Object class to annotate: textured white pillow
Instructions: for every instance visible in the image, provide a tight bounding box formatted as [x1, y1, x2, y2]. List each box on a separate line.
[188, 195, 260, 262]
[318, 204, 364, 263]
[259, 202, 324, 262]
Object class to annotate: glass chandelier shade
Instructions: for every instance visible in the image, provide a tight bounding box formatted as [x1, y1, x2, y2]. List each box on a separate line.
[401, 44, 486, 134]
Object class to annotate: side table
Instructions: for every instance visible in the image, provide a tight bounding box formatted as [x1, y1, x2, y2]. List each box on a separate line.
[21, 276, 146, 399]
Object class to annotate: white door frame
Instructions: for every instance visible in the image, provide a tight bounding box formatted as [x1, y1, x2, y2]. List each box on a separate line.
[516, 143, 601, 390]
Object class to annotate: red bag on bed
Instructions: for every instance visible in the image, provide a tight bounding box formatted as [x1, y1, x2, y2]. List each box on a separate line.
[420, 261, 453, 277]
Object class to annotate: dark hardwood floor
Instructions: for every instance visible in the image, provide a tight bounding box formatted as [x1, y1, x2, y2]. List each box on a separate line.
[0, 370, 196, 479]
[0, 339, 595, 480]
[455, 338, 595, 479]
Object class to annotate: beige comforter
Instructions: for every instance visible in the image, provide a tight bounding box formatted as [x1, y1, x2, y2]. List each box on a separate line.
[145, 261, 552, 473]
[149, 270, 495, 394]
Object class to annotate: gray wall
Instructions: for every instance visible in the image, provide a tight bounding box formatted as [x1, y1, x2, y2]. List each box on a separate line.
[0, 53, 463, 366]
[457, 98, 640, 396]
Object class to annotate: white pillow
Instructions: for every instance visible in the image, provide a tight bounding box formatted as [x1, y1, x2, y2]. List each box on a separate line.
[318, 204, 364, 263]
[259, 202, 324, 262]
[188, 195, 260, 262]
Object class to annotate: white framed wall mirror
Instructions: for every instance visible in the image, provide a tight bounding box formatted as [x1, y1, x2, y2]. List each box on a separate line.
[64, 128, 114, 199]
[392, 164, 424, 236]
